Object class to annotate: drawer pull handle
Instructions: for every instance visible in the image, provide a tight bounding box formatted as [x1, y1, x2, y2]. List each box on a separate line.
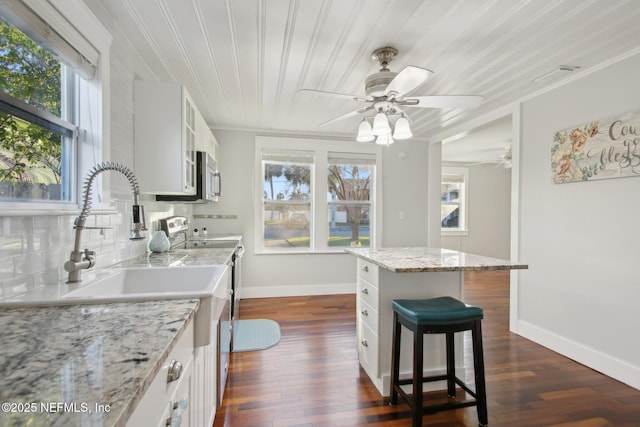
[361, 288, 369, 295]
[167, 359, 182, 383]
[362, 266, 369, 272]
[361, 339, 368, 347]
[361, 309, 368, 316]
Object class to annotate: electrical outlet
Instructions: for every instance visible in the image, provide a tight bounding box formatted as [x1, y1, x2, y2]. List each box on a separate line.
[399, 211, 405, 220]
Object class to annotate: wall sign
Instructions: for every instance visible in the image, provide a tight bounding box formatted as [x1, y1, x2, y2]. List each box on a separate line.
[551, 112, 640, 183]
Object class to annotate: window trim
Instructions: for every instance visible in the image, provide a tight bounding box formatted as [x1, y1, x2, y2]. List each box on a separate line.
[441, 166, 470, 236]
[255, 136, 382, 254]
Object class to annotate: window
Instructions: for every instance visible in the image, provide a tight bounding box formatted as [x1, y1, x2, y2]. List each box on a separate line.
[0, 0, 102, 206]
[441, 167, 469, 234]
[257, 137, 379, 253]
[328, 154, 373, 248]
[262, 150, 314, 249]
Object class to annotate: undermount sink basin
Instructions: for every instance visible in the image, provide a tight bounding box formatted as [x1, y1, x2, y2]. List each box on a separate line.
[62, 265, 229, 347]
[63, 265, 225, 301]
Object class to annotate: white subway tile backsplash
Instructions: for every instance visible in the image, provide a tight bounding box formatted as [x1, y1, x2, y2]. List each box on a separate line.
[0, 198, 192, 296]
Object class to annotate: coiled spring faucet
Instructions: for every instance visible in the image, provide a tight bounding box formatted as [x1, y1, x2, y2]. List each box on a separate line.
[65, 162, 147, 282]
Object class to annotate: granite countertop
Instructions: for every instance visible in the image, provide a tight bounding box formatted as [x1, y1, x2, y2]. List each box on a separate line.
[346, 247, 528, 273]
[0, 235, 241, 426]
[114, 247, 234, 268]
[0, 299, 199, 427]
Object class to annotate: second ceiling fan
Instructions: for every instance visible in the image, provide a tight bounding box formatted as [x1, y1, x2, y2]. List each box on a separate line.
[300, 47, 484, 144]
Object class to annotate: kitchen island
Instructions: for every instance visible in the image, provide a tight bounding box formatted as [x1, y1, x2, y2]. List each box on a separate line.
[345, 247, 527, 395]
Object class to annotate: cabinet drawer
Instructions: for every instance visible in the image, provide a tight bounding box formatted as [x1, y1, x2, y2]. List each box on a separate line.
[358, 299, 379, 333]
[357, 259, 379, 287]
[357, 321, 379, 376]
[357, 277, 379, 310]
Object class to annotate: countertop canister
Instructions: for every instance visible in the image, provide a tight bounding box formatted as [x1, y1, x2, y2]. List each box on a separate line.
[149, 230, 171, 252]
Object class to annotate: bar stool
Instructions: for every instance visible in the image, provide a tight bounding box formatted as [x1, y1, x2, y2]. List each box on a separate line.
[389, 296, 488, 426]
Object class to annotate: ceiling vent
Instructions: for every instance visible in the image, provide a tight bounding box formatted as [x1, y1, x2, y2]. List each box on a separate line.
[532, 66, 580, 84]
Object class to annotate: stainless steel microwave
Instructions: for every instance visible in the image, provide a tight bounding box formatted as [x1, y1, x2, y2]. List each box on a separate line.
[156, 151, 221, 203]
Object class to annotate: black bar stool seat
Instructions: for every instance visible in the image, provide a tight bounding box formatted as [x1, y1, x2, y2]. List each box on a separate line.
[390, 296, 488, 426]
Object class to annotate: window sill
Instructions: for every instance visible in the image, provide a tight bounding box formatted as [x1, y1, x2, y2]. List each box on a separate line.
[441, 229, 470, 237]
[0, 202, 118, 217]
[256, 249, 356, 255]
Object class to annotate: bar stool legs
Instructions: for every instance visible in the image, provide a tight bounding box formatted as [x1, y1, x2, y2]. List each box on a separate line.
[389, 297, 488, 427]
[472, 320, 488, 425]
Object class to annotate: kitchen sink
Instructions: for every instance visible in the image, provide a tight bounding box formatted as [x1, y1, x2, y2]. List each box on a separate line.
[62, 265, 229, 346]
[63, 265, 225, 300]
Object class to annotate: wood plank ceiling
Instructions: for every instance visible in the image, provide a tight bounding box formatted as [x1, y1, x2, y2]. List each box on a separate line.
[91, 0, 640, 143]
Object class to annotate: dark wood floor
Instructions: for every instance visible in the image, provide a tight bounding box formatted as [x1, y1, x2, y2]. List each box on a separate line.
[213, 271, 640, 426]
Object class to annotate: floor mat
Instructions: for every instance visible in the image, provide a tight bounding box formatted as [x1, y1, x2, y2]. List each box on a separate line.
[232, 319, 281, 352]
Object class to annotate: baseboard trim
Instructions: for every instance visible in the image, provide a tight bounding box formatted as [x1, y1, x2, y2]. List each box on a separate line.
[517, 320, 640, 390]
[239, 282, 356, 299]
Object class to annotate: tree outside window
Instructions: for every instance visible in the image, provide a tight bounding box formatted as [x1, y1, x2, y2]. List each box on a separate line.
[262, 152, 313, 249]
[260, 145, 377, 251]
[0, 19, 73, 202]
[328, 157, 373, 247]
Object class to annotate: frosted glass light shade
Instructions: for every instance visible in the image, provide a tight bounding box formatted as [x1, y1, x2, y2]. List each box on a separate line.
[393, 116, 412, 140]
[372, 111, 391, 136]
[356, 119, 374, 142]
[376, 132, 394, 146]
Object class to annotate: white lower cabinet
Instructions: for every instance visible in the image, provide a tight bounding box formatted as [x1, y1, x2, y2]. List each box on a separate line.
[127, 321, 194, 427]
[191, 340, 217, 427]
[128, 266, 232, 427]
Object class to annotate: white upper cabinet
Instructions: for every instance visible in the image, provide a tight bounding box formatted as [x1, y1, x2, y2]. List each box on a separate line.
[134, 80, 197, 195]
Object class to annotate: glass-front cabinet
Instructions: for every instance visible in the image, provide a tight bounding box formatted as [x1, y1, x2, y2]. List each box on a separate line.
[134, 80, 197, 195]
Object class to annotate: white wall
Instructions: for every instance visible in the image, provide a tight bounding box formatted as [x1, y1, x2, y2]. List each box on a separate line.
[381, 143, 430, 247]
[517, 52, 640, 389]
[441, 163, 511, 259]
[194, 130, 430, 297]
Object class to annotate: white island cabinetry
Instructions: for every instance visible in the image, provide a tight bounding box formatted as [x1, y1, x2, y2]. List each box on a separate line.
[348, 247, 528, 396]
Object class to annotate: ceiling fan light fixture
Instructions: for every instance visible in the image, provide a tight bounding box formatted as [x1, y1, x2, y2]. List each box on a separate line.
[376, 132, 394, 146]
[392, 115, 412, 140]
[356, 119, 375, 142]
[372, 111, 390, 136]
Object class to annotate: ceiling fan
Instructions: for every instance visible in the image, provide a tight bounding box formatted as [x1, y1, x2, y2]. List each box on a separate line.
[299, 47, 484, 144]
[468, 146, 512, 169]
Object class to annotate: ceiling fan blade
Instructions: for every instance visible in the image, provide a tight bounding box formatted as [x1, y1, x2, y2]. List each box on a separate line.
[406, 95, 484, 109]
[384, 66, 434, 98]
[297, 88, 372, 102]
[319, 105, 374, 127]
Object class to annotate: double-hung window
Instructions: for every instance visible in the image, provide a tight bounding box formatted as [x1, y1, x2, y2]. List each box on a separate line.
[262, 150, 314, 249]
[257, 137, 379, 253]
[0, 0, 100, 205]
[327, 153, 374, 248]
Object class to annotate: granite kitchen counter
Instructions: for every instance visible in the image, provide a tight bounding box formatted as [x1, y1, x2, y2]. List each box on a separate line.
[345, 247, 528, 273]
[113, 247, 234, 268]
[0, 299, 198, 427]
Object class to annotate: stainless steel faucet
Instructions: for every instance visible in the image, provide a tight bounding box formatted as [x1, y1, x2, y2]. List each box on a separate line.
[64, 162, 147, 282]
